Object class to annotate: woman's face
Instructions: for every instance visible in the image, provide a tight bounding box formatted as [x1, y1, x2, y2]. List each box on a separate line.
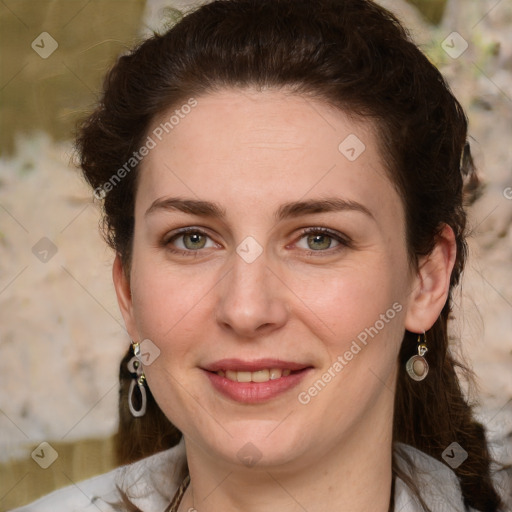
[115, 88, 422, 469]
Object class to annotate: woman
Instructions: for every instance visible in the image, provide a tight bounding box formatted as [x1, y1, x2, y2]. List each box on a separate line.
[13, 0, 507, 510]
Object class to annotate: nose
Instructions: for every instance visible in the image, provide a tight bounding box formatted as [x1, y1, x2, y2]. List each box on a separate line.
[214, 250, 290, 339]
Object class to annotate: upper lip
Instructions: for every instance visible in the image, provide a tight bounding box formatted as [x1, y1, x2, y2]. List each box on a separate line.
[202, 358, 311, 372]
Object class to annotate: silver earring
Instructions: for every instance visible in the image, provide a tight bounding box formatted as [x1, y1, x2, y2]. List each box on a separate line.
[127, 341, 147, 417]
[406, 332, 429, 381]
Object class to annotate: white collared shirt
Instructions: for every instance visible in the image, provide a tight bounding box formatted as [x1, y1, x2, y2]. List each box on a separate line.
[10, 439, 478, 511]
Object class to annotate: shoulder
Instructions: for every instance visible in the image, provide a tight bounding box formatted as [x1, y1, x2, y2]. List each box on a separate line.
[9, 438, 187, 512]
[11, 439, 478, 512]
[8, 469, 120, 512]
[393, 442, 477, 512]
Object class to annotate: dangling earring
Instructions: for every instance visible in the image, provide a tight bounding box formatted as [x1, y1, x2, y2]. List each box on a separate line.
[127, 341, 147, 417]
[406, 332, 429, 381]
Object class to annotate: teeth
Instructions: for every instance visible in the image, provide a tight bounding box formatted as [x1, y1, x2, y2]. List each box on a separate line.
[269, 368, 281, 380]
[226, 370, 238, 381]
[236, 371, 252, 383]
[252, 370, 270, 382]
[217, 368, 294, 382]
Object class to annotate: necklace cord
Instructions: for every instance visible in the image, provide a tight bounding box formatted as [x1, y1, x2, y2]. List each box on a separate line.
[165, 474, 190, 512]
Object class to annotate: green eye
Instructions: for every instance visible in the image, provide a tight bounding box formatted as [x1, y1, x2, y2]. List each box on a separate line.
[182, 232, 208, 250]
[164, 226, 350, 257]
[165, 228, 216, 254]
[295, 227, 350, 254]
[305, 233, 337, 251]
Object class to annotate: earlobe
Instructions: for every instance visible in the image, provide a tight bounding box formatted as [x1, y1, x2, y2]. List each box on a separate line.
[112, 253, 138, 339]
[405, 224, 457, 332]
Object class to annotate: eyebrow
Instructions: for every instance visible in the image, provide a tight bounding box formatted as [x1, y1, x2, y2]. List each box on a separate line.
[145, 196, 374, 221]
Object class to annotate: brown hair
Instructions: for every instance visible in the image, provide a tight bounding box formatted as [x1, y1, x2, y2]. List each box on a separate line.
[76, 0, 505, 510]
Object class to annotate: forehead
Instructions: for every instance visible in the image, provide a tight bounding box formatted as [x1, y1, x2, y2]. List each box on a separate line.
[136, 88, 402, 226]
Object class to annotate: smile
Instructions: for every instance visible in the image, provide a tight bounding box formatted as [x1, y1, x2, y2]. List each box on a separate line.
[216, 368, 292, 382]
[202, 359, 312, 403]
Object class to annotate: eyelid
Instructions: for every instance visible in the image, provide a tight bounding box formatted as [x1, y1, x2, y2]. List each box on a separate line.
[163, 226, 219, 250]
[163, 226, 351, 256]
[163, 226, 211, 243]
[295, 227, 351, 244]
[292, 227, 352, 254]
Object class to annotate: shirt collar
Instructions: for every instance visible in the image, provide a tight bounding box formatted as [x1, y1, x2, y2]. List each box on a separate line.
[115, 438, 469, 512]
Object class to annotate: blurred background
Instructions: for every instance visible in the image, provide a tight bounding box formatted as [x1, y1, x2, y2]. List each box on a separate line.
[0, 0, 511, 509]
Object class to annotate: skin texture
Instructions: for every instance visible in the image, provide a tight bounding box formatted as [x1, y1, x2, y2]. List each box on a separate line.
[113, 88, 456, 512]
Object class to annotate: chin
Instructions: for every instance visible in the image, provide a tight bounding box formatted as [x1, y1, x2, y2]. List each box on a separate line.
[201, 421, 311, 469]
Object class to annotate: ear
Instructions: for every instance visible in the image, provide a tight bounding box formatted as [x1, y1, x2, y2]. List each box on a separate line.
[112, 253, 139, 341]
[405, 224, 457, 333]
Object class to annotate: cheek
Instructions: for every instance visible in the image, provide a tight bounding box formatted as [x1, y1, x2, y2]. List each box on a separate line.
[131, 265, 211, 344]
[297, 255, 404, 329]
[128, 261, 211, 423]
[129, 228, 205, 325]
[295, 263, 406, 412]
[312, 267, 408, 384]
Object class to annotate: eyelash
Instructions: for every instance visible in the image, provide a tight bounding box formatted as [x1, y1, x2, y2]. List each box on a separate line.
[163, 227, 351, 258]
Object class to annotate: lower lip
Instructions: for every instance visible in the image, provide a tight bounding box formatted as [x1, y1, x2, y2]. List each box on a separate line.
[203, 369, 312, 404]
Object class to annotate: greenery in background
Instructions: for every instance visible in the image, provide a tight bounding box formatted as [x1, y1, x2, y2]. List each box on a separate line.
[0, 0, 146, 156]
[403, 0, 501, 91]
[405, 0, 447, 24]
[0, 1, 145, 508]
[2, 0, 501, 158]
[422, 26, 501, 81]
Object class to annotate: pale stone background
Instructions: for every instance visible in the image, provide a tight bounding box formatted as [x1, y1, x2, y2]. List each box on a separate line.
[0, 0, 511, 509]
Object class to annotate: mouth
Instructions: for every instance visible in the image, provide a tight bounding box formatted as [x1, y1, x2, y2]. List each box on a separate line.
[202, 359, 313, 403]
[215, 368, 293, 383]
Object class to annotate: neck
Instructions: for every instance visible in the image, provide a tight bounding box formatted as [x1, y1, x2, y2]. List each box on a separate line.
[179, 391, 395, 512]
